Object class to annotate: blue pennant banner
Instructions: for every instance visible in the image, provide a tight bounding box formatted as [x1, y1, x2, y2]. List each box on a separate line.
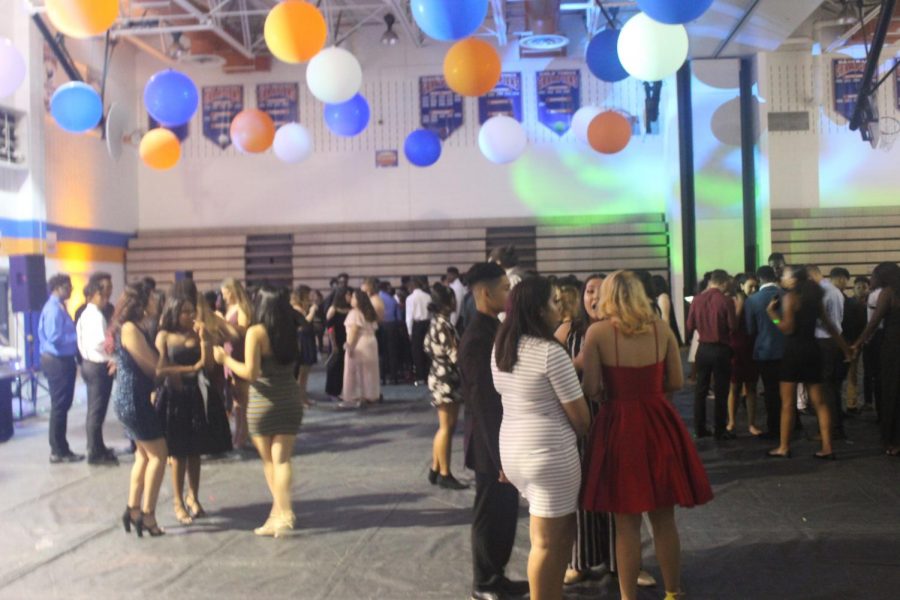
[419, 75, 464, 141]
[202, 85, 244, 149]
[256, 82, 299, 129]
[536, 69, 581, 136]
[478, 72, 523, 124]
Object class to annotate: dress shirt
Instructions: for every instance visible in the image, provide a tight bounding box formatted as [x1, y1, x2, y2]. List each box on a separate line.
[449, 278, 468, 326]
[405, 288, 431, 336]
[379, 291, 400, 323]
[686, 287, 737, 345]
[38, 295, 78, 357]
[868, 288, 884, 330]
[506, 268, 523, 290]
[816, 279, 844, 339]
[459, 311, 503, 475]
[76, 302, 111, 363]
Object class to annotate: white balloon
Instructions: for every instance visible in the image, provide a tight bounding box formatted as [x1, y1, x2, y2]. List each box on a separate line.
[273, 123, 313, 163]
[572, 106, 602, 144]
[0, 37, 26, 98]
[306, 47, 362, 104]
[617, 13, 688, 82]
[478, 116, 527, 164]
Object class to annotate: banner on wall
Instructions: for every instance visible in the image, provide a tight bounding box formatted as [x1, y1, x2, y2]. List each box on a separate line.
[419, 75, 464, 141]
[478, 72, 523, 124]
[536, 69, 580, 136]
[256, 82, 299, 129]
[832, 58, 867, 121]
[202, 85, 244, 149]
[896, 58, 900, 110]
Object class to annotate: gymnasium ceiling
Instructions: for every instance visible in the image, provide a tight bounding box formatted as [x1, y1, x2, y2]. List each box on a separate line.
[27, 1, 897, 72]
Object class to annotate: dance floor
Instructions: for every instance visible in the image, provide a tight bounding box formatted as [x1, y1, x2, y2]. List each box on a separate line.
[1, 367, 899, 600]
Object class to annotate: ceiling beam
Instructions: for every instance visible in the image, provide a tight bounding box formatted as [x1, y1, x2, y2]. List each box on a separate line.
[713, 0, 763, 58]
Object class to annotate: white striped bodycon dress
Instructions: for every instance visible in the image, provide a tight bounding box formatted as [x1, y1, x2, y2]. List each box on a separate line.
[491, 336, 585, 518]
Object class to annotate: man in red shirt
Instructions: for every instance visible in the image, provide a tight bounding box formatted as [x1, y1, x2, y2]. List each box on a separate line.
[686, 269, 738, 439]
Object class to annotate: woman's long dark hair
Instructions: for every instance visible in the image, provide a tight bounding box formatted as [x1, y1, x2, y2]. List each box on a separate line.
[253, 285, 300, 365]
[872, 262, 900, 292]
[495, 276, 557, 373]
[106, 282, 152, 352]
[332, 287, 351, 311]
[159, 295, 193, 333]
[428, 283, 455, 316]
[354, 289, 378, 323]
[571, 273, 604, 339]
[787, 266, 824, 312]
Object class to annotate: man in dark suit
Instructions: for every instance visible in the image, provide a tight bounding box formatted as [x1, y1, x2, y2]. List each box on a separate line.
[745, 266, 785, 439]
[458, 262, 526, 600]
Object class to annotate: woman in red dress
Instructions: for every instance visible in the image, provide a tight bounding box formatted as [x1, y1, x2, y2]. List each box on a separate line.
[581, 271, 713, 600]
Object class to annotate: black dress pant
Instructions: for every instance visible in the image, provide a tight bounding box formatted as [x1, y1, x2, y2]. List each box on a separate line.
[864, 330, 883, 412]
[472, 471, 519, 589]
[42, 354, 77, 456]
[82, 360, 114, 458]
[380, 321, 404, 384]
[757, 359, 782, 436]
[694, 343, 732, 436]
[410, 320, 431, 382]
[817, 338, 845, 434]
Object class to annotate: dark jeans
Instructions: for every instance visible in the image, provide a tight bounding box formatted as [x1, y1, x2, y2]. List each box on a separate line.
[817, 338, 845, 434]
[410, 320, 431, 382]
[694, 343, 732, 436]
[472, 471, 519, 589]
[42, 354, 77, 456]
[380, 321, 404, 384]
[82, 360, 113, 458]
[863, 330, 883, 412]
[756, 359, 782, 436]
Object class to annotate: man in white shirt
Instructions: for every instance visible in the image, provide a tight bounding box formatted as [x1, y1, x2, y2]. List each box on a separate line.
[405, 276, 431, 385]
[446, 267, 468, 327]
[809, 265, 846, 439]
[77, 275, 118, 466]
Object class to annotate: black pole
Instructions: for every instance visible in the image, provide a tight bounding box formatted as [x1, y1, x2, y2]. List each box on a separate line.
[31, 15, 83, 83]
[676, 62, 697, 301]
[849, 0, 897, 132]
[739, 58, 757, 273]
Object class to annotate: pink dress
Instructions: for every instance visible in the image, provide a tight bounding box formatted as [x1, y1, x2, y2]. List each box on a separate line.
[342, 309, 381, 401]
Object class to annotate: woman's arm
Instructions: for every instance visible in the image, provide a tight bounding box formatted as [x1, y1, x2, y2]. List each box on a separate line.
[768, 292, 796, 335]
[305, 303, 318, 323]
[664, 324, 684, 393]
[121, 322, 159, 379]
[216, 325, 263, 382]
[658, 293, 672, 323]
[554, 321, 571, 346]
[562, 398, 591, 437]
[580, 324, 604, 404]
[154, 332, 201, 377]
[855, 289, 891, 348]
[345, 325, 361, 353]
[819, 305, 853, 359]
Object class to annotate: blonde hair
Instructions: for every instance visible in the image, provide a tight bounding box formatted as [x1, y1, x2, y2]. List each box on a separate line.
[221, 277, 253, 322]
[556, 284, 580, 322]
[598, 270, 656, 336]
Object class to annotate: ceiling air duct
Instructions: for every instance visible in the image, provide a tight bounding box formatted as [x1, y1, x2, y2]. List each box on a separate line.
[520, 0, 568, 57]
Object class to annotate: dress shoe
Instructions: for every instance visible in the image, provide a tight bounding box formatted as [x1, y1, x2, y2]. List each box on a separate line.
[438, 474, 469, 490]
[715, 431, 737, 441]
[470, 590, 502, 600]
[427, 468, 438, 485]
[50, 452, 84, 464]
[88, 453, 119, 466]
[693, 429, 711, 440]
[497, 576, 529, 597]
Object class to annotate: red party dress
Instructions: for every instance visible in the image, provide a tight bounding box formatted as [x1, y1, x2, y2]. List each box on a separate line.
[581, 323, 714, 515]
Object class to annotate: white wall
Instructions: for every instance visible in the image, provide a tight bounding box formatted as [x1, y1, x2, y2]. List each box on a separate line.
[135, 22, 673, 231]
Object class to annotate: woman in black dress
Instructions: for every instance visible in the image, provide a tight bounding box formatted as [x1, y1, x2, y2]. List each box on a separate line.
[767, 266, 851, 459]
[292, 285, 319, 408]
[111, 282, 166, 537]
[325, 287, 351, 399]
[854, 262, 900, 455]
[652, 274, 682, 346]
[155, 295, 232, 525]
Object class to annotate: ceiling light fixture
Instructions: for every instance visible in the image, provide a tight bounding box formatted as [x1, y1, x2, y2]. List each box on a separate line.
[381, 14, 399, 46]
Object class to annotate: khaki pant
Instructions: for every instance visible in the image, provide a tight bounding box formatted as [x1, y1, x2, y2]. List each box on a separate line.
[845, 353, 862, 409]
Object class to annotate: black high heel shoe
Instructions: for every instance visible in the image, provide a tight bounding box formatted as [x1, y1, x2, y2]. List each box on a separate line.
[122, 507, 140, 535]
[137, 512, 165, 537]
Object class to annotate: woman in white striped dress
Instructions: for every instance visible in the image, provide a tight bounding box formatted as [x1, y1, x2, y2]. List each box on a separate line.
[491, 276, 591, 600]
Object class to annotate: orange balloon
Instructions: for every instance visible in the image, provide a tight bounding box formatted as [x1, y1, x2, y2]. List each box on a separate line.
[46, 0, 118, 39]
[230, 109, 276, 154]
[139, 128, 181, 170]
[264, 0, 327, 64]
[443, 38, 502, 97]
[587, 111, 632, 154]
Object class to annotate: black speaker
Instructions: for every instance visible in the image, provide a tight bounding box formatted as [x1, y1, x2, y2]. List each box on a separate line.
[9, 254, 46, 313]
[175, 270, 193, 282]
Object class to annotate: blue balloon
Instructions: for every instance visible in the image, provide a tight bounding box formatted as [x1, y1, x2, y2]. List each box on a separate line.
[636, 0, 714, 25]
[412, 0, 488, 42]
[404, 129, 442, 167]
[324, 94, 370, 137]
[144, 69, 199, 127]
[586, 29, 628, 83]
[50, 82, 103, 133]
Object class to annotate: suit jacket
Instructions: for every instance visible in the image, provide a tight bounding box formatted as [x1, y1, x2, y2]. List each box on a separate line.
[745, 284, 785, 361]
[459, 311, 503, 476]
